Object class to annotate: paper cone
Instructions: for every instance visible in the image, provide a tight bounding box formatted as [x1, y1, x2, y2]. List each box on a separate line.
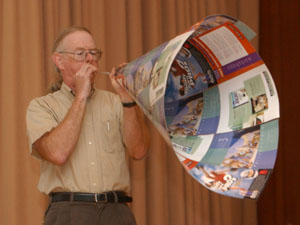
[117, 15, 280, 199]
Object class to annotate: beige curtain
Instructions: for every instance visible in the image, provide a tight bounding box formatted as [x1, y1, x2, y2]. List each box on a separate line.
[0, 0, 259, 224]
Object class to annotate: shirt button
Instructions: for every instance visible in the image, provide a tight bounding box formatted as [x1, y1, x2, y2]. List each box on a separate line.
[88, 141, 92, 145]
[91, 162, 95, 166]
[93, 183, 96, 186]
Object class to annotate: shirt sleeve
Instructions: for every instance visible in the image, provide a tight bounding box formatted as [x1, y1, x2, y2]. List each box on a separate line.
[26, 98, 59, 159]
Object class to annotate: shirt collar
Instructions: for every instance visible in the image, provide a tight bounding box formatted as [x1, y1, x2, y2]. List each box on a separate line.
[60, 82, 95, 100]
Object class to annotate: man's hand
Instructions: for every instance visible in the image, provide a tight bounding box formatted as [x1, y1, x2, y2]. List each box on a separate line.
[109, 63, 133, 103]
[74, 63, 98, 99]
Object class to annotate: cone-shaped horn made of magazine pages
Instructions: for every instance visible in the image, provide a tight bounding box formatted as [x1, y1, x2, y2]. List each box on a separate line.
[116, 15, 280, 199]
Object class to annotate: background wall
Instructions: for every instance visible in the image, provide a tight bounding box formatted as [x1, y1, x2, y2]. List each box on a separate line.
[1, 0, 297, 225]
[258, 0, 300, 225]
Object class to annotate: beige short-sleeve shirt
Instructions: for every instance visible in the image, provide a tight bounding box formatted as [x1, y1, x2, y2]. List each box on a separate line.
[26, 83, 130, 194]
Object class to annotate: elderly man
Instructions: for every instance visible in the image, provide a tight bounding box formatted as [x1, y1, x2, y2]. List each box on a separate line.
[26, 26, 149, 225]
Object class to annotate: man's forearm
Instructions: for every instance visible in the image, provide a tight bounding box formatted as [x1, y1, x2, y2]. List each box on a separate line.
[122, 106, 149, 159]
[108, 65, 150, 159]
[34, 96, 87, 165]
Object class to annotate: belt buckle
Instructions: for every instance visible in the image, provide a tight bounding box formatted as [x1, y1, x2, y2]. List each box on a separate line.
[96, 193, 108, 203]
[94, 193, 107, 203]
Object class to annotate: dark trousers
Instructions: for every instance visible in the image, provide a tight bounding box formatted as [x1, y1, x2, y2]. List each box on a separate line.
[43, 201, 137, 225]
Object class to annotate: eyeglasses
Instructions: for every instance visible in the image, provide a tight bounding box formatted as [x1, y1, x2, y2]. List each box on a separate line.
[59, 49, 103, 62]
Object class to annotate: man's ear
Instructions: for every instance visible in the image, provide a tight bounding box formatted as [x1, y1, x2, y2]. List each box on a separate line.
[52, 53, 64, 71]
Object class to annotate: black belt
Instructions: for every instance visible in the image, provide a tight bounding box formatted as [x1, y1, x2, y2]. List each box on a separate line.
[50, 191, 132, 203]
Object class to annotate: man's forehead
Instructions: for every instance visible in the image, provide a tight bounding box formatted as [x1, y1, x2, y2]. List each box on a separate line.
[61, 31, 96, 50]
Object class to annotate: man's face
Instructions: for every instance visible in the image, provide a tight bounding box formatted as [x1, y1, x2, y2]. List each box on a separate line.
[58, 31, 99, 88]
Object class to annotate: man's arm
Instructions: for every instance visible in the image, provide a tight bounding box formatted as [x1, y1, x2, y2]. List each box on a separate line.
[109, 66, 150, 160]
[34, 96, 87, 165]
[122, 105, 150, 159]
[34, 63, 97, 165]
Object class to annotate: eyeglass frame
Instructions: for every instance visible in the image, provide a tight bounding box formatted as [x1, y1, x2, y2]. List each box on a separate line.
[58, 48, 103, 62]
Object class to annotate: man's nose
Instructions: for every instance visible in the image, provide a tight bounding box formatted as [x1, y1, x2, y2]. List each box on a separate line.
[85, 51, 94, 62]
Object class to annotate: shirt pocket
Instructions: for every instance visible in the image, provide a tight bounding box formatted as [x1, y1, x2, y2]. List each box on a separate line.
[100, 119, 124, 153]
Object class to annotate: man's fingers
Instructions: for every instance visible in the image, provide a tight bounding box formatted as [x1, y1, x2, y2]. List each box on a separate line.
[84, 64, 98, 74]
[109, 67, 117, 79]
[118, 63, 127, 68]
[76, 63, 98, 78]
[115, 63, 127, 74]
[86, 65, 98, 75]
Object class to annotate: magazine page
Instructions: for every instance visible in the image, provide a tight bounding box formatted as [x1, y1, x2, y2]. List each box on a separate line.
[171, 134, 214, 161]
[217, 64, 279, 133]
[175, 119, 279, 171]
[188, 21, 263, 84]
[121, 42, 169, 111]
[190, 165, 273, 199]
[164, 43, 218, 103]
[178, 119, 279, 199]
[149, 30, 195, 107]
